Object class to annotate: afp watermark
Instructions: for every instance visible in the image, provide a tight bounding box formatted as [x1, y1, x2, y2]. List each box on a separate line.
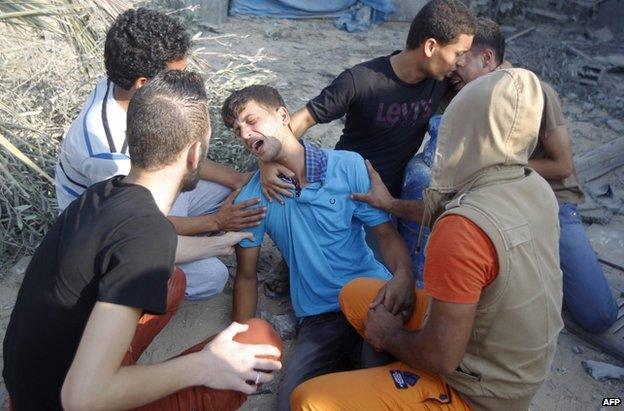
[602, 398, 622, 406]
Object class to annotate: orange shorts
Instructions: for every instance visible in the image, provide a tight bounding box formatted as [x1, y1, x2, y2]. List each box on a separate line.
[290, 278, 472, 411]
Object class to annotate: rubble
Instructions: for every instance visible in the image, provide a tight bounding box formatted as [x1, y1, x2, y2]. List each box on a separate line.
[582, 360, 624, 381]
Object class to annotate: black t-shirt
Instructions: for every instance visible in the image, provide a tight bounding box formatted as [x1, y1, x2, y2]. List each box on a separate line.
[3, 176, 177, 410]
[307, 51, 448, 197]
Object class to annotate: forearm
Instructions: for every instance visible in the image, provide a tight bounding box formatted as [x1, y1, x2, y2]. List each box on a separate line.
[175, 235, 226, 263]
[233, 275, 258, 322]
[386, 199, 425, 224]
[168, 215, 219, 236]
[378, 229, 412, 279]
[200, 159, 247, 189]
[528, 158, 572, 180]
[384, 329, 447, 374]
[63, 352, 204, 411]
[289, 107, 316, 139]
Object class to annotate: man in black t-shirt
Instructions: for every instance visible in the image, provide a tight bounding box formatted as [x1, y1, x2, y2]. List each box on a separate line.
[260, 0, 475, 200]
[3, 71, 282, 411]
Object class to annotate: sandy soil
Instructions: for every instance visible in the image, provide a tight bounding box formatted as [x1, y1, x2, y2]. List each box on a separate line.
[2, 14, 624, 411]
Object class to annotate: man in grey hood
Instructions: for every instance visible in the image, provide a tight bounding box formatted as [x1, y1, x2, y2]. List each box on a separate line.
[290, 68, 563, 411]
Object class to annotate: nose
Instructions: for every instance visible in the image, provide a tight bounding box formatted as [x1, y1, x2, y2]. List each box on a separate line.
[238, 124, 252, 140]
[455, 54, 467, 67]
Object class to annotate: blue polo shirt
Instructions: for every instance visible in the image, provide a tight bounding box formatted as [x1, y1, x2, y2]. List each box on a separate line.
[236, 141, 392, 317]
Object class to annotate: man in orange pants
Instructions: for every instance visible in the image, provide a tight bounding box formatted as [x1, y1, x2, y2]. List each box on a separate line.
[291, 68, 563, 410]
[3, 71, 282, 411]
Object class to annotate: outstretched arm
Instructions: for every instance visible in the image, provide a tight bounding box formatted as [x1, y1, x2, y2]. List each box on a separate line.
[168, 188, 265, 236]
[529, 125, 574, 180]
[351, 160, 425, 223]
[233, 246, 261, 322]
[199, 159, 252, 190]
[61, 303, 281, 411]
[289, 106, 317, 139]
[175, 231, 253, 263]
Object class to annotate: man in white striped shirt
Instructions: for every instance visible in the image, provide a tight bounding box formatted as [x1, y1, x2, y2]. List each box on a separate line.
[54, 8, 264, 300]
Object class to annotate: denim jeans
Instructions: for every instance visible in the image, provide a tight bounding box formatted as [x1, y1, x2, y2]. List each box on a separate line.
[277, 311, 361, 411]
[559, 203, 618, 333]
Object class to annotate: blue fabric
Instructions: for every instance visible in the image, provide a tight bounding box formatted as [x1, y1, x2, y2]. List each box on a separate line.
[303, 140, 327, 183]
[559, 203, 618, 333]
[398, 115, 441, 288]
[276, 311, 361, 411]
[235, 149, 392, 317]
[229, 0, 394, 32]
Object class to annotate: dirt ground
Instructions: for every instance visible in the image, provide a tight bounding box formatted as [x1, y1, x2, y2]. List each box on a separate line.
[2, 12, 624, 411]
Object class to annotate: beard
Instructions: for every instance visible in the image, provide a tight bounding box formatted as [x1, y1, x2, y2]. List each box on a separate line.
[181, 141, 208, 192]
[180, 165, 200, 192]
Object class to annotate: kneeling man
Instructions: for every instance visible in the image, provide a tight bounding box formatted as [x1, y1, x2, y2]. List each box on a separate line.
[292, 69, 563, 410]
[3, 71, 281, 411]
[221, 85, 415, 410]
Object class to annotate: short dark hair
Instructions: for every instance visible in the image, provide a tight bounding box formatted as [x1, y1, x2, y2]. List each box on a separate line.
[127, 70, 209, 170]
[221, 85, 286, 129]
[406, 0, 475, 49]
[472, 18, 506, 64]
[104, 8, 191, 90]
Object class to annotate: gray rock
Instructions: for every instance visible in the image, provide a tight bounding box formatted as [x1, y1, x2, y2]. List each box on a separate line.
[607, 118, 624, 133]
[572, 345, 584, 354]
[588, 26, 614, 43]
[582, 359, 624, 381]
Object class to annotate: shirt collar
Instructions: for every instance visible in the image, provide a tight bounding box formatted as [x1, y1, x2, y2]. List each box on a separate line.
[302, 140, 327, 183]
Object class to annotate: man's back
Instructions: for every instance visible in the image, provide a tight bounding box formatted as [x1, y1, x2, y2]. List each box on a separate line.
[54, 78, 130, 210]
[235, 148, 392, 317]
[3, 177, 176, 410]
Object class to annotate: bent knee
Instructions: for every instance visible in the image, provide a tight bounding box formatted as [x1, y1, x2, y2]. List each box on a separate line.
[184, 259, 229, 301]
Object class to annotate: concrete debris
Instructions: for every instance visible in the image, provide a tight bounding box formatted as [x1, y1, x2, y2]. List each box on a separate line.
[527, 7, 569, 22]
[582, 360, 624, 381]
[573, 64, 606, 86]
[587, 26, 614, 43]
[598, 54, 624, 69]
[607, 119, 624, 132]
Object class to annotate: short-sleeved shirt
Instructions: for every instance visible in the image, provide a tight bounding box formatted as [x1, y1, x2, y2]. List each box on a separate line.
[54, 78, 131, 211]
[307, 51, 449, 197]
[3, 176, 177, 410]
[531, 81, 585, 204]
[424, 215, 499, 304]
[236, 143, 392, 317]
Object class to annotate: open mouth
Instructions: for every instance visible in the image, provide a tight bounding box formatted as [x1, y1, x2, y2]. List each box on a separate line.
[251, 139, 264, 154]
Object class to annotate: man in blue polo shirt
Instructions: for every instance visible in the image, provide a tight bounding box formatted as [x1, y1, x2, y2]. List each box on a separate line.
[221, 85, 415, 410]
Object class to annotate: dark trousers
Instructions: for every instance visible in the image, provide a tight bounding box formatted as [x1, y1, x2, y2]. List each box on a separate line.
[277, 311, 361, 411]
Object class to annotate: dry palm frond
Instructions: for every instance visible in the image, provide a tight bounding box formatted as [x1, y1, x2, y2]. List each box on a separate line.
[0, 4, 275, 272]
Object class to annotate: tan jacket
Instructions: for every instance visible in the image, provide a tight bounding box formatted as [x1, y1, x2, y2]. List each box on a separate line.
[424, 69, 563, 410]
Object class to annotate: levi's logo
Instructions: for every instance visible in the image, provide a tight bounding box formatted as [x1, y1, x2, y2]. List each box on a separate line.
[375, 100, 432, 127]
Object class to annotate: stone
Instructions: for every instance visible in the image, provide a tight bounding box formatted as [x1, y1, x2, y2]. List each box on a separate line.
[573, 345, 585, 354]
[607, 118, 624, 133]
[582, 360, 624, 381]
[588, 26, 614, 43]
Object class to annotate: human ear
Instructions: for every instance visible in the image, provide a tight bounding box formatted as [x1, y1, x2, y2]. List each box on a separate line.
[187, 141, 203, 170]
[277, 106, 290, 126]
[133, 77, 149, 90]
[424, 38, 437, 58]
